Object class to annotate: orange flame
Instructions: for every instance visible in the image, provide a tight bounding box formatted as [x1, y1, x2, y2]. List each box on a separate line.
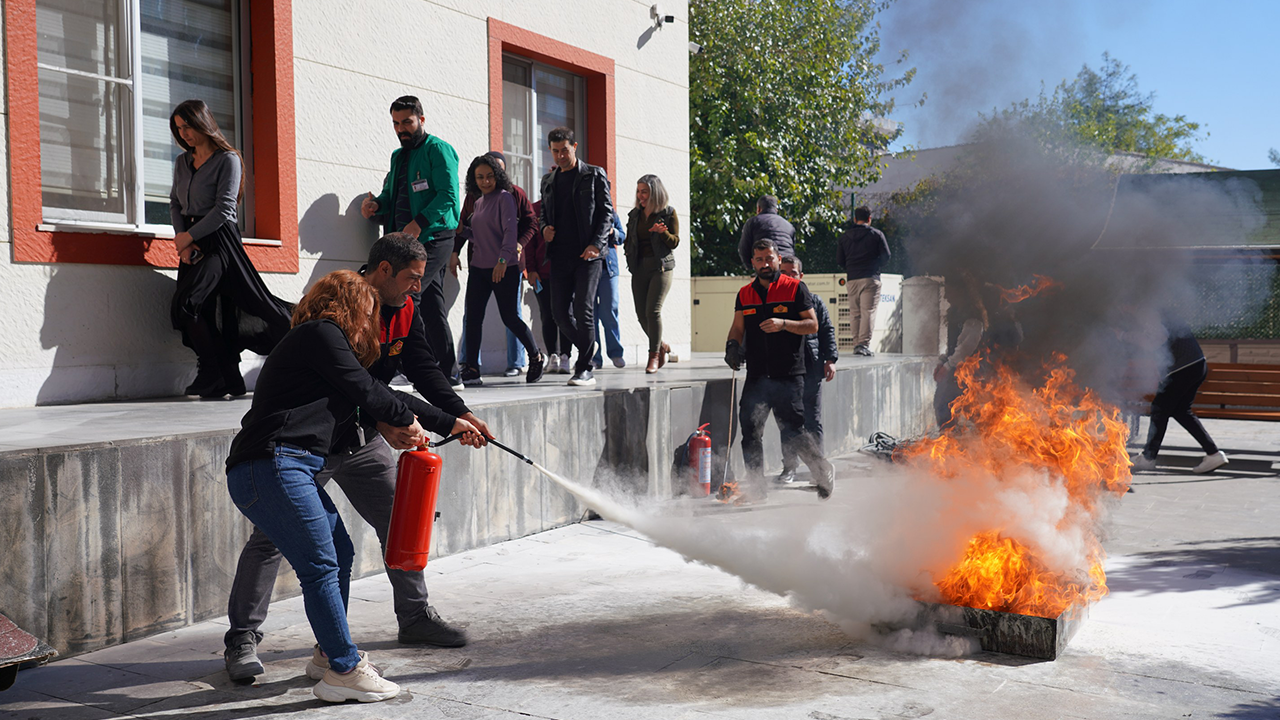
[902, 351, 1130, 617]
[998, 274, 1063, 304]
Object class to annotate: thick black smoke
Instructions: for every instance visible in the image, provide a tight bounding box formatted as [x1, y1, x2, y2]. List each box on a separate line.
[903, 130, 1273, 400]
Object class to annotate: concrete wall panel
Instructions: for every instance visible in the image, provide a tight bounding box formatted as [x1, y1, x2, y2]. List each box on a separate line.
[118, 442, 189, 641]
[0, 452, 46, 641]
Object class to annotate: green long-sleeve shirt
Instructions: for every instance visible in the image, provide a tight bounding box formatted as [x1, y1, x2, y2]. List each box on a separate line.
[373, 134, 460, 240]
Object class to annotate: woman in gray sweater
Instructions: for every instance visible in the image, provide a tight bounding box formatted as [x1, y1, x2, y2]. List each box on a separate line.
[169, 99, 292, 398]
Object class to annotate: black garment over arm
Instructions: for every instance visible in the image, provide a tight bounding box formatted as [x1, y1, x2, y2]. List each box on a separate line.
[395, 304, 470, 418]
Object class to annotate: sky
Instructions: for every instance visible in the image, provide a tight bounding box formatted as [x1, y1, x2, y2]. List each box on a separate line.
[873, 0, 1280, 170]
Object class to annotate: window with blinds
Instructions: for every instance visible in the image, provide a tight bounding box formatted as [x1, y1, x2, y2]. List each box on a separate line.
[36, 0, 247, 232]
[502, 54, 585, 199]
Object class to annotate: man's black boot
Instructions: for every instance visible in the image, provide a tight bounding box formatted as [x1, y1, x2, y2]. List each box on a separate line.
[398, 607, 468, 647]
[184, 359, 224, 397]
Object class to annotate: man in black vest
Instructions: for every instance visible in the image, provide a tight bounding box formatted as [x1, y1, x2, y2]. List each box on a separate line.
[725, 239, 835, 501]
[222, 234, 492, 681]
[538, 126, 616, 387]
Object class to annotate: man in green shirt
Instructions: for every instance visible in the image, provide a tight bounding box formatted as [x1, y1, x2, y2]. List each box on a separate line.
[362, 96, 462, 384]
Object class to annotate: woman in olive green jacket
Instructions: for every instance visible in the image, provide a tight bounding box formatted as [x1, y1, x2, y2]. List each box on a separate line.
[625, 174, 679, 373]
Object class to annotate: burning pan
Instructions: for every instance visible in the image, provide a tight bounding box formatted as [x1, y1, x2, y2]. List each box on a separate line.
[916, 602, 1088, 661]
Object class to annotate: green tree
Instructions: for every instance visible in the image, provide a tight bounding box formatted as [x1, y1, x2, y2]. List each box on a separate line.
[1269, 148, 1280, 167]
[689, 0, 912, 276]
[975, 53, 1207, 163]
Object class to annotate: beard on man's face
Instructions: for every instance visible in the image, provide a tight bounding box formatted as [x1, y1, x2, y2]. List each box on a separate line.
[756, 265, 776, 281]
[398, 126, 426, 148]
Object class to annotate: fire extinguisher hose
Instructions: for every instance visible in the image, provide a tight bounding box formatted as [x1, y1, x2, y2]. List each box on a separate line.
[424, 431, 533, 465]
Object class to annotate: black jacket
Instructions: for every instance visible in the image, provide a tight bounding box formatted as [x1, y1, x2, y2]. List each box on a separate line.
[805, 296, 838, 369]
[738, 211, 796, 270]
[539, 160, 615, 259]
[226, 320, 455, 469]
[836, 223, 891, 280]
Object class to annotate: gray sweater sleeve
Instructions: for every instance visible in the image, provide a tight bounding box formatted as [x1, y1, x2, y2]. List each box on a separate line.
[175, 151, 242, 241]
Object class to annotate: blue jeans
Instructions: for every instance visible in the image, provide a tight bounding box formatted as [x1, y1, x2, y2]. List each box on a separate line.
[458, 291, 527, 370]
[226, 446, 361, 673]
[593, 267, 623, 365]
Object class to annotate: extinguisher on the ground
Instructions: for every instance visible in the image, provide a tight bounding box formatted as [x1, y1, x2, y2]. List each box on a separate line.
[384, 442, 446, 572]
[689, 423, 712, 497]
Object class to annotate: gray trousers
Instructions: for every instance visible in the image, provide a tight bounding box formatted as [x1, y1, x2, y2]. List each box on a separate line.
[224, 437, 429, 646]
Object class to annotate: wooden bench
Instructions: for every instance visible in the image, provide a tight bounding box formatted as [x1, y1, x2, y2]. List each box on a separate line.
[1191, 362, 1280, 421]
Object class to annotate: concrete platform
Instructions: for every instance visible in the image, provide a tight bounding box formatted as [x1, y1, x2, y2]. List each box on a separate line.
[1, 417, 1276, 719]
[0, 353, 936, 659]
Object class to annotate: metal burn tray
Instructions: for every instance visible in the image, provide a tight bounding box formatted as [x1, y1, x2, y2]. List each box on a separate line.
[919, 601, 1088, 660]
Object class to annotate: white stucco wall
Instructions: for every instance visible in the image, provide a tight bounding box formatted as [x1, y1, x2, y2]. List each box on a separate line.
[0, 0, 690, 406]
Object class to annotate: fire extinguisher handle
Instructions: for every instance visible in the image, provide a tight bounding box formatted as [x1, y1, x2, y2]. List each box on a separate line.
[427, 432, 466, 449]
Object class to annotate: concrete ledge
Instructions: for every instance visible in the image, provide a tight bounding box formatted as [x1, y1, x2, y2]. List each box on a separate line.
[0, 354, 936, 657]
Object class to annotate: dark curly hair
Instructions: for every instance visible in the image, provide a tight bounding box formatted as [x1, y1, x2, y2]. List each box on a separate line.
[465, 155, 512, 199]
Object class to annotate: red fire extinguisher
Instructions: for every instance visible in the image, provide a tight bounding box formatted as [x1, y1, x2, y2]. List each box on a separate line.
[689, 423, 712, 496]
[385, 443, 443, 572]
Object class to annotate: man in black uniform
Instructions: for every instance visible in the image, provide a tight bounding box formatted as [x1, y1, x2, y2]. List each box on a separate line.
[776, 255, 838, 486]
[725, 239, 835, 500]
[223, 233, 493, 681]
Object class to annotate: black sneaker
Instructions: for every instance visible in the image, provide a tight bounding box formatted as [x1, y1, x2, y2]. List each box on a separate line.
[811, 458, 835, 500]
[184, 361, 224, 397]
[503, 367, 521, 377]
[568, 368, 596, 387]
[224, 633, 264, 681]
[774, 467, 799, 485]
[449, 375, 465, 391]
[398, 607, 468, 647]
[460, 366, 483, 387]
[527, 353, 546, 384]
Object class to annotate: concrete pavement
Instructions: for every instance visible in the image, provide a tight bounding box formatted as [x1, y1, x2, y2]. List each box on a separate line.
[1, 418, 1277, 719]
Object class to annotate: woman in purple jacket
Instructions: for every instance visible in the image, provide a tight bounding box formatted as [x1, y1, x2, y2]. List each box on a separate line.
[457, 156, 546, 385]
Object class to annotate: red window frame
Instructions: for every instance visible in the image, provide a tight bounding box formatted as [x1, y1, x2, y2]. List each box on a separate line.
[486, 18, 615, 186]
[4, 0, 298, 272]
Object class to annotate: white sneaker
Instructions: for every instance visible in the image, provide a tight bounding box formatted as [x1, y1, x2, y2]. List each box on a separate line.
[546, 354, 561, 374]
[611, 356, 626, 368]
[313, 656, 399, 703]
[1192, 451, 1228, 474]
[1129, 453, 1157, 471]
[558, 354, 572, 374]
[304, 644, 371, 680]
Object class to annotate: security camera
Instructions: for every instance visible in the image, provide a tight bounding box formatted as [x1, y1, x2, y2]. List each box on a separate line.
[689, 42, 704, 55]
[650, 4, 676, 27]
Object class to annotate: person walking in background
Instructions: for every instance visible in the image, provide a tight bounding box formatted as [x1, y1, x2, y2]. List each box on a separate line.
[737, 195, 795, 273]
[625, 174, 679, 374]
[224, 270, 483, 703]
[776, 255, 837, 485]
[361, 96, 462, 386]
[1131, 318, 1229, 474]
[223, 236, 491, 684]
[456, 156, 546, 386]
[452, 151, 538, 378]
[527, 199, 575, 374]
[836, 206, 891, 357]
[169, 99, 292, 399]
[593, 211, 627, 369]
[724, 240, 834, 501]
[538, 127, 615, 387]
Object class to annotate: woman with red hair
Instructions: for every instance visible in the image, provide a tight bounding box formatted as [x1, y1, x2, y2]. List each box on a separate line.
[225, 270, 479, 703]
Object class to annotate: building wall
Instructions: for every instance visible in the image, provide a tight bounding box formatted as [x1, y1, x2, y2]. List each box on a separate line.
[0, 0, 690, 407]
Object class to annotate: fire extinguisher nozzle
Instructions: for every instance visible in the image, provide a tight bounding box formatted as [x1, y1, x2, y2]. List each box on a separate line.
[488, 438, 533, 465]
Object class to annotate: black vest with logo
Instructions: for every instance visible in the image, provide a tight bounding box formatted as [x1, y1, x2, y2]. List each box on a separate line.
[738, 274, 808, 378]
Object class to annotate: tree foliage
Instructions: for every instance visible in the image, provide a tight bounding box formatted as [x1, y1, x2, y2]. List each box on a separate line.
[1269, 148, 1280, 168]
[974, 53, 1207, 164]
[689, 0, 912, 276]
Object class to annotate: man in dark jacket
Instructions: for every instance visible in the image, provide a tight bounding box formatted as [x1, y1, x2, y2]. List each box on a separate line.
[222, 233, 492, 682]
[776, 256, 838, 485]
[836, 206, 891, 356]
[361, 95, 463, 384]
[538, 126, 615, 387]
[738, 195, 796, 271]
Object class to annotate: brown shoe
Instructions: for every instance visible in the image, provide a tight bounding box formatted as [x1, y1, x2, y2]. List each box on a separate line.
[658, 342, 671, 368]
[646, 352, 660, 373]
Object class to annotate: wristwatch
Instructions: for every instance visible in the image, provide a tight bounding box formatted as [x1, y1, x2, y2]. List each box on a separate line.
[498, 257, 507, 264]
